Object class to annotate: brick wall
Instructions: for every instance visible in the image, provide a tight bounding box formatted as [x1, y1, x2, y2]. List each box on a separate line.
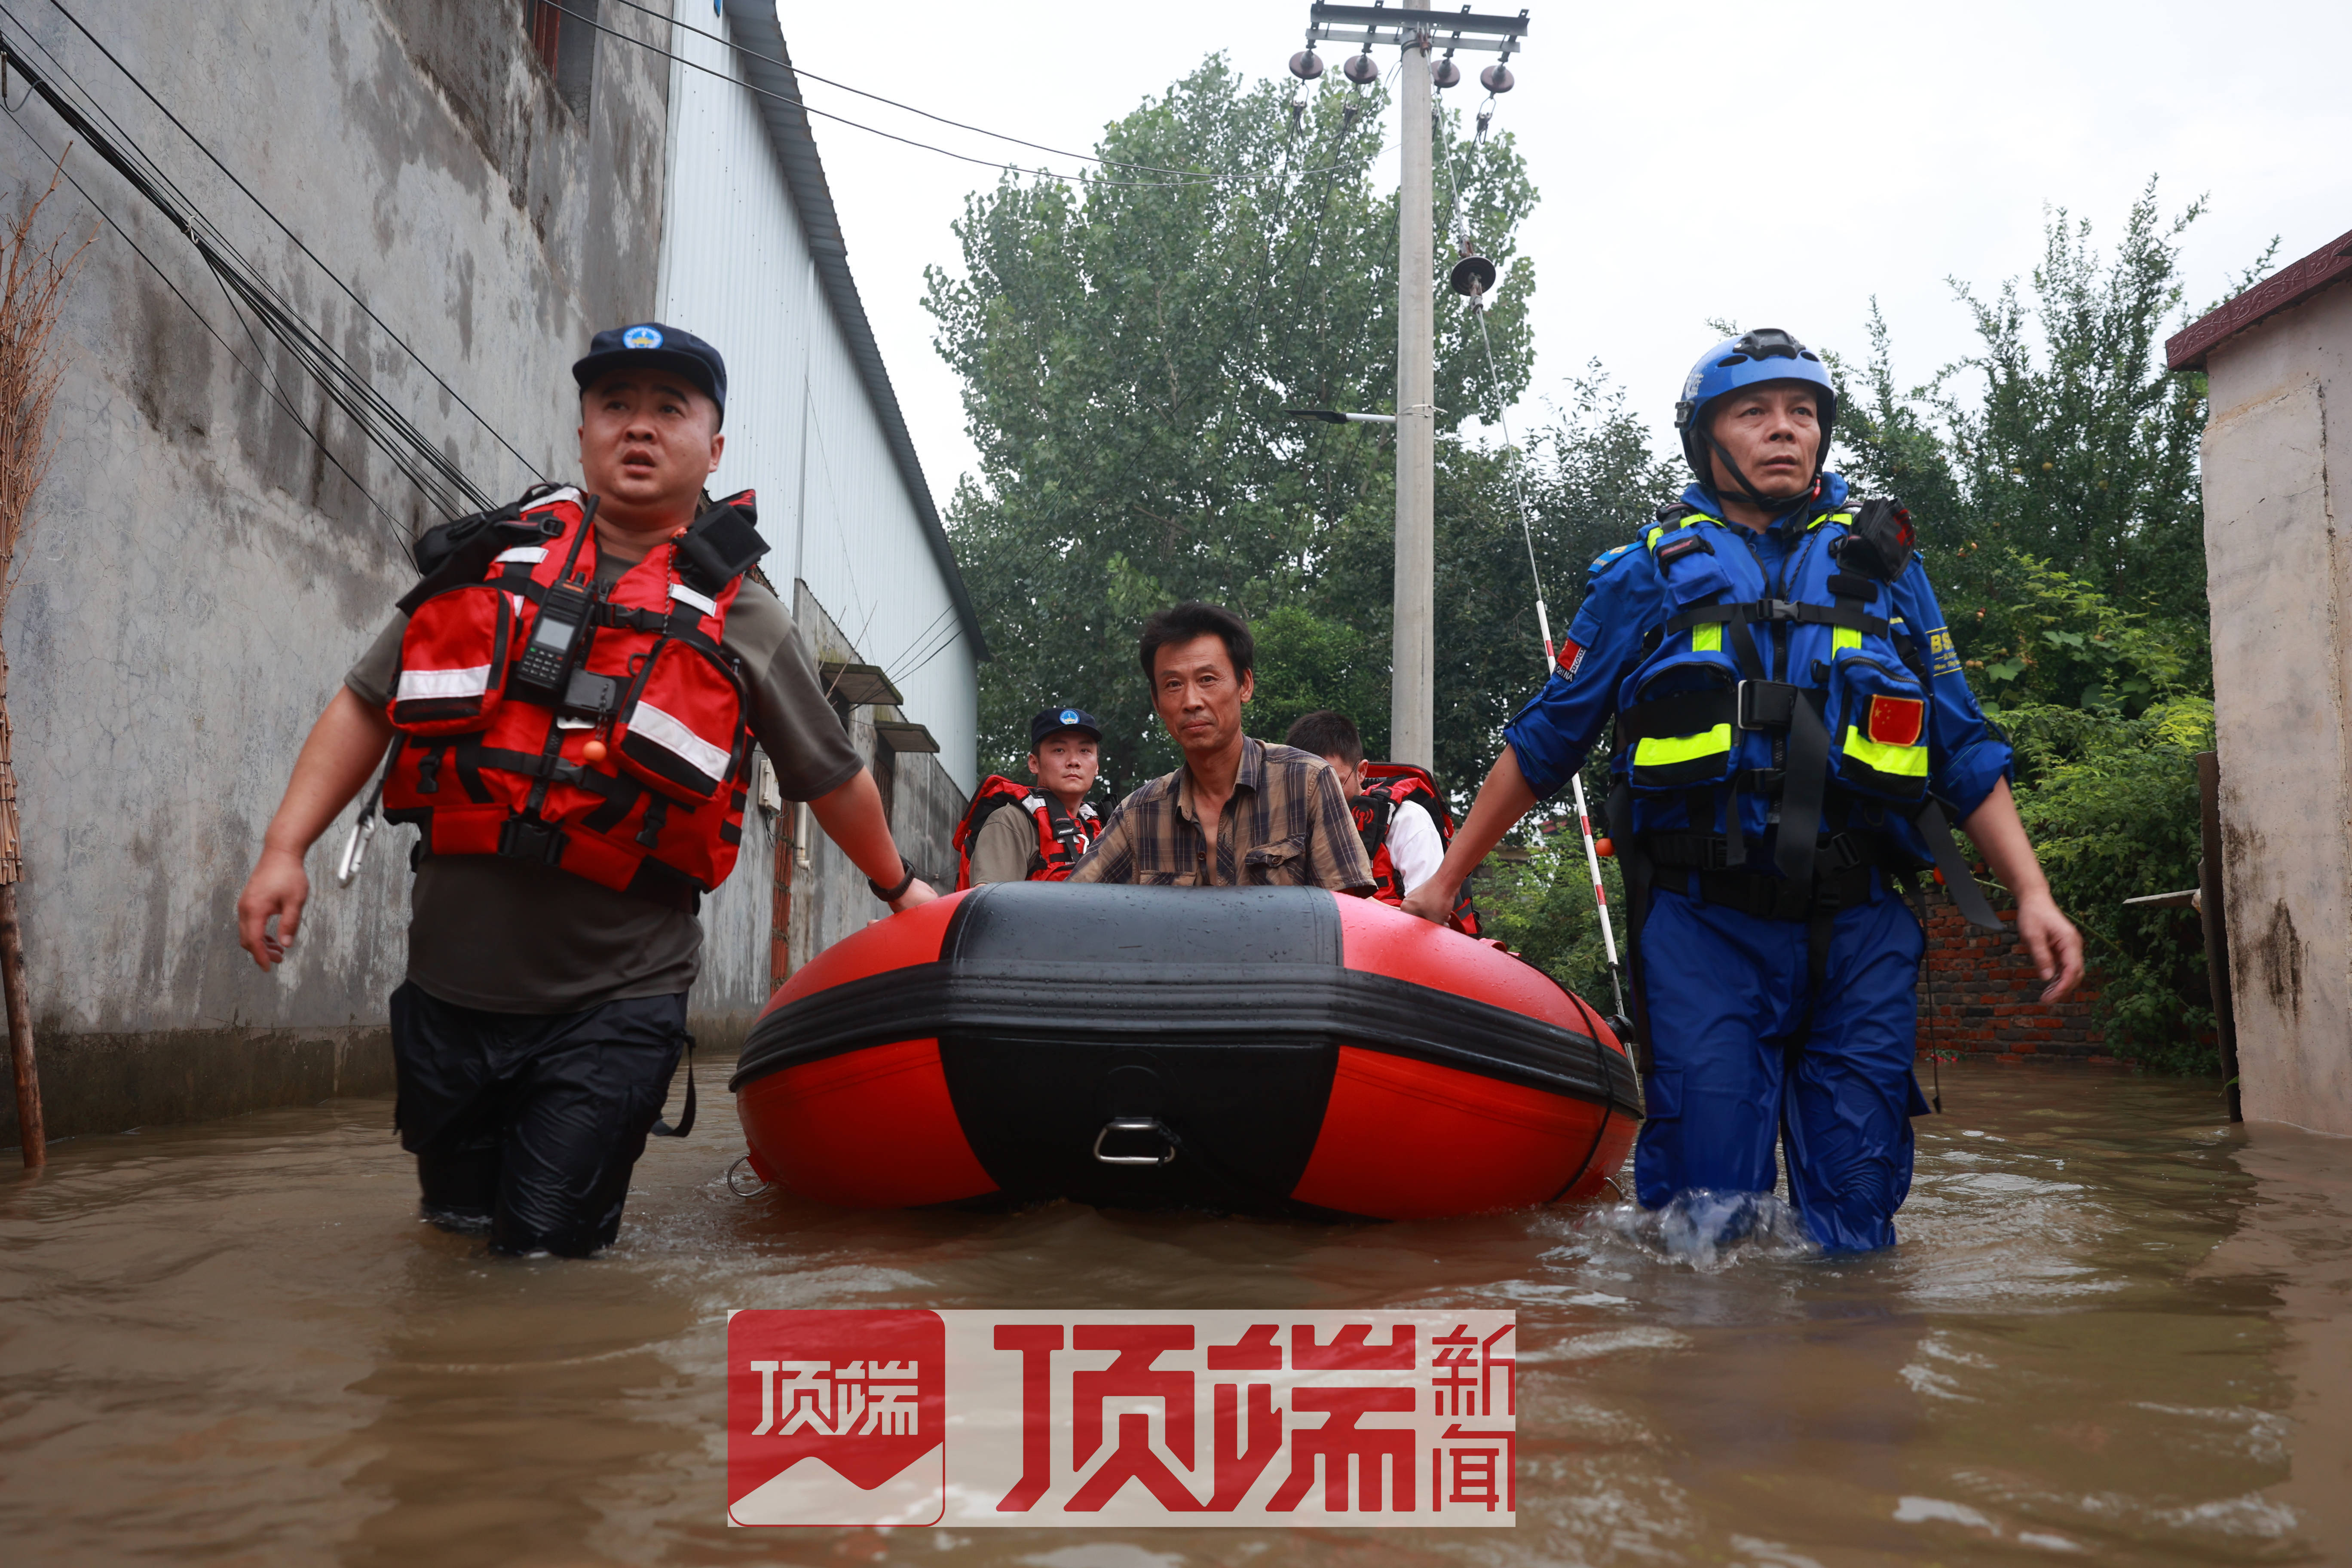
[1914, 881, 2120, 1065]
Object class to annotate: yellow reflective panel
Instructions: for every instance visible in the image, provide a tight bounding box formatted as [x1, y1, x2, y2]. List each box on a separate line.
[1636, 725, 1733, 768]
[1647, 526, 1665, 548]
[1692, 624, 1723, 653]
[1842, 726, 1929, 777]
[1831, 626, 1863, 654]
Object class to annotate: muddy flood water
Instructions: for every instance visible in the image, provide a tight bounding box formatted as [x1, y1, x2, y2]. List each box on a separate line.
[5, 1061, 2349, 1566]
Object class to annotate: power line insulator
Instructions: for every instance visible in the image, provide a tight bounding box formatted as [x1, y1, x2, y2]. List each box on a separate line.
[1431, 58, 1462, 89]
[1479, 63, 1515, 93]
[1449, 254, 1499, 299]
[1289, 49, 1324, 81]
[1343, 51, 1380, 85]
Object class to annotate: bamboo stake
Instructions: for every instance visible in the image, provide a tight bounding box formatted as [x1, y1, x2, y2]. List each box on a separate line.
[0, 154, 92, 1168]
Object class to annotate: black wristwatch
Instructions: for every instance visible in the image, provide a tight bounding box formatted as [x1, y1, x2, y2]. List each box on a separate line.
[868, 854, 918, 903]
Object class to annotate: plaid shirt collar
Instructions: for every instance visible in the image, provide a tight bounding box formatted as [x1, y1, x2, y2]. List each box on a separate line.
[1173, 735, 1265, 827]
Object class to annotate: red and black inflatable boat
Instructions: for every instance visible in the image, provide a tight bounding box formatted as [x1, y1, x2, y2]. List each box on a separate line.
[729, 883, 1640, 1221]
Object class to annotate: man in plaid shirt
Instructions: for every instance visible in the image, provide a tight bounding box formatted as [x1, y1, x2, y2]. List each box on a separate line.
[1069, 603, 1375, 892]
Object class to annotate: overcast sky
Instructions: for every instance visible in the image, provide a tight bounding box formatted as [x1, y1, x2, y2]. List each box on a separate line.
[761, 0, 2352, 507]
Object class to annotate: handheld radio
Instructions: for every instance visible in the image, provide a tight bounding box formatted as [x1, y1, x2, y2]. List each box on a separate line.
[512, 578, 592, 702]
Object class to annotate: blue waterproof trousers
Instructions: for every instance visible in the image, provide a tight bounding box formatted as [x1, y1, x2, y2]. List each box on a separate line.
[1631, 875, 1931, 1254]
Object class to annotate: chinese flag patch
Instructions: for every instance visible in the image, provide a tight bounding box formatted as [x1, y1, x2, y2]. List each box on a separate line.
[1867, 694, 1925, 748]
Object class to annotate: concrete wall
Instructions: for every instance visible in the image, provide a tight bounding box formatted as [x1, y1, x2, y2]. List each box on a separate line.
[2201, 276, 2352, 1136]
[0, 0, 671, 1144]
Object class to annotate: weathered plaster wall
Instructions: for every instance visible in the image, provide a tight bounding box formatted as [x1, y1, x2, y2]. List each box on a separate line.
[2201, 278, 2351, 1137]
[0, 0, 669, 1144]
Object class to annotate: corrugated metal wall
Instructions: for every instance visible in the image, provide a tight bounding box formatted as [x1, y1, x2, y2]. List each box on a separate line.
[656, 0, 978, 1029]
[653, 0, 977, 787]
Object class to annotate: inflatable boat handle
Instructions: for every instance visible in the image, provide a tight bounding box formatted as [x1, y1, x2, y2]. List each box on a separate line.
[1093, 1118, 1178, 1166]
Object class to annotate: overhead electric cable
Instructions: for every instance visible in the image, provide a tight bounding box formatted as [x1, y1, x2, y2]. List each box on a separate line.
[542, 0, 1333, 193]
[37, 0, 546, 490]
[0, 15, 498, 523]
[604, 0, 1265, 184]
[0, 110, 411, 548]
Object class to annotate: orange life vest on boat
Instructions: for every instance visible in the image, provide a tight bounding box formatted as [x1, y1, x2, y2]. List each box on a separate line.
[1352, 762, 1480, 935]
[952, 775, 1101, 890]
[380, 486, 765, 912]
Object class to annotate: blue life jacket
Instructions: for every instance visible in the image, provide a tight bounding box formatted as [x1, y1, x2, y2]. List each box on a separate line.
[1612, 497, 1953, 895]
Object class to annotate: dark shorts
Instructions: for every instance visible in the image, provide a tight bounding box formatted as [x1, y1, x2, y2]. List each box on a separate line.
[389, 982, 689, 1257]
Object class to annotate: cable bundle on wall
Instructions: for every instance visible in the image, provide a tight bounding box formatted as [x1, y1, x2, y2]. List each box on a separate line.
[0, 0, 544, 538]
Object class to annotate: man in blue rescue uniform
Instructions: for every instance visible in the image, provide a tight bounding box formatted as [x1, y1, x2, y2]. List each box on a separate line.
[235, 324, 940, 1258]
[1401, 329, 2083, 1253]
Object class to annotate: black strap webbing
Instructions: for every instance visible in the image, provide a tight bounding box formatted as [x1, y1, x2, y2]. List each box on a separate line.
[1668, 600, 1889, 639]
[1619, 687, 1735, 742]
[1774, 692, 1832, 887]
[1915, 798, 2005, 930]
[651, 1032, 696, 1138]
[1041, 795, 1086, 862]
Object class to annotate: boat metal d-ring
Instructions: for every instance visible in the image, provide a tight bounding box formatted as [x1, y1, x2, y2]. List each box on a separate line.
[1092, 1118, 1177, 1166]
[726, 1155, 768, 1197]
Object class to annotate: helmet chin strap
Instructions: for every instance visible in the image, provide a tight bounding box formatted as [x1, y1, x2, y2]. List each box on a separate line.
[1698, 429, 1825, 523]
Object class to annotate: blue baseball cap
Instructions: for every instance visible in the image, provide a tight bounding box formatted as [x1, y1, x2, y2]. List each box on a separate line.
[1030, 706, 1102, 747]
[572, 322, 728, 427]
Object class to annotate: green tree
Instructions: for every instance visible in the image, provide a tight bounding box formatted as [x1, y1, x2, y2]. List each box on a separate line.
[928, 58, 1537, 797]
[1834, 182, 2217, 693]
[1984, 558, 2217, 1068]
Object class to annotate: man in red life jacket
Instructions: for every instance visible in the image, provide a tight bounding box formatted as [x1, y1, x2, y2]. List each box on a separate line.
[233, 323, 939, 1258]
[956, 706, 1105, 887]
[1284, 710, 1478, 932]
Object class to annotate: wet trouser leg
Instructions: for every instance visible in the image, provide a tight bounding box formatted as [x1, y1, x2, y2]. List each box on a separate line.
[390, 983, 689, 1257]
[1630, 879, 1927, 1253]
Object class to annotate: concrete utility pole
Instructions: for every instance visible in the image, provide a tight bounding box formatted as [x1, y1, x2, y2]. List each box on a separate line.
[1393, 0, 1436, 768]
[1292, 4, 1528, 767]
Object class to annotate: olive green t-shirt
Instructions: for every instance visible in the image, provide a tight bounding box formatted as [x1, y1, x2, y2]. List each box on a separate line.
[345, 560, 862, 1014]
[966, 798, 1040, 886]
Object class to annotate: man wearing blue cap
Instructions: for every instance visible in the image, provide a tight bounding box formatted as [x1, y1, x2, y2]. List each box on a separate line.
[956, 706, 1105, 886]
[1401, 328, 2082, 1254]
[236, 323, 938, 1257]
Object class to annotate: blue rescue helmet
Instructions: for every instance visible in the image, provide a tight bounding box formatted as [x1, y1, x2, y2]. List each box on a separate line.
[1673, 328, 1838, 508]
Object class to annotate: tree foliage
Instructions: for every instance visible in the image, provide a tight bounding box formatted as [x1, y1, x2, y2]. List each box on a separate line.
[1988, 560, 2217, 1068]
[930, 58, 1537, 796]
[1834, 181, 2214, 688]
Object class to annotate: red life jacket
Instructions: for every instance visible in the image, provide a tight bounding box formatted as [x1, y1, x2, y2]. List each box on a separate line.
[1352, 762, 1480, 935]
[952, 775, 1102, 890]
[380, 486, 766, 912]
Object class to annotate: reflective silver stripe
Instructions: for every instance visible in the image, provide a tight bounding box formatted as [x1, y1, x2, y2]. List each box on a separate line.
[396, 665, 492, 702]
[669, 582, 719, 617]
[494, 546, 548, 564]
[628, 699, 729, 781]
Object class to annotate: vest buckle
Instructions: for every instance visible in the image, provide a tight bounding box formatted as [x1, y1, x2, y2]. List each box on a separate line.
[497, 813, 570, 866]
[1736, 680, 1800, 731]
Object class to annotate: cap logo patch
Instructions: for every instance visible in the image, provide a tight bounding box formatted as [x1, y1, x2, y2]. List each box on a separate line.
[1060, 709, 1080, 725]
[622, 325, 663, 349]
[1867, 694, 1925, 749]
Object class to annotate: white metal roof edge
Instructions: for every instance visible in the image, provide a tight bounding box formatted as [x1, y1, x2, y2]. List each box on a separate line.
[719, 0, 988, 662]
